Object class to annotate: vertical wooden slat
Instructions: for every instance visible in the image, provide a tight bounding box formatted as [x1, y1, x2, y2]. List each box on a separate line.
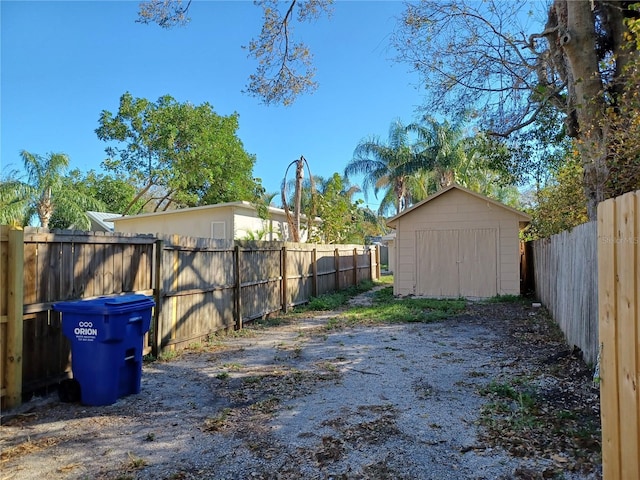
[170, 238, 179, 350]
[6, 227, 24, 409]
[352, 248, 358, 286]
[614, 192, 639, 480]
[60, 242, 74, 299]
[234, 245, 242, 330]
[636, 193, 640, 480]
[152, 239, 163, 357]
[334, 248, 340, 291]
[598, 198, 620, 480]
[281, 246, 288, 313]
[312, 248, 318, 297]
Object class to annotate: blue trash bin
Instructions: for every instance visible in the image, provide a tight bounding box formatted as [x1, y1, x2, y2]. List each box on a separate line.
[53, 294, 155, 406]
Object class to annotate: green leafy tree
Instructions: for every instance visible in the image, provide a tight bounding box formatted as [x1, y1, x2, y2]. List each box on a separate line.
[49, 169, 145, 229]
[525, 155, 588, 240]
[0, 169, 34, 226]
[68, 169, 141, 213]
[302, 173, 359, 243]
[96, 92, 259, 213]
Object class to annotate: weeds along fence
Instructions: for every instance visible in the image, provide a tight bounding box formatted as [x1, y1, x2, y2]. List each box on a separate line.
[0, 226, 379, 410]
[597, 190, 639, 480]
[531, 221, 599, 365]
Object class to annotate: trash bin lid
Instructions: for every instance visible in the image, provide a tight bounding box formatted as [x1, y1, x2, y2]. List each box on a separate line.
[105, 294, 154, 306]
[53, 294, 155, 315]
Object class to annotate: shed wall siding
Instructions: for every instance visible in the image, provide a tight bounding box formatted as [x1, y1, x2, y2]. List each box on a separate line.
[393, 189, 524, 298]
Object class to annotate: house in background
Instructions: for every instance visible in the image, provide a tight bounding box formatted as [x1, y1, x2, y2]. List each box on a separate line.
[86, 211, 116, 232]
[386, 184, 530, 299]
[108, 201, 314, 242]
[381, 232, 396, 273]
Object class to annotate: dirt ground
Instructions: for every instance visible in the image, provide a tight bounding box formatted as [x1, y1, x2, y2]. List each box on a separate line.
[0, 292, 601, 480]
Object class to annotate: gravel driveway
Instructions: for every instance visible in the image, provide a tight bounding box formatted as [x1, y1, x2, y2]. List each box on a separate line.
[0, 292, 601, 480]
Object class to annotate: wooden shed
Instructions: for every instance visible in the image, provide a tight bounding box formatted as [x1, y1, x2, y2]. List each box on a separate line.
[386, 184, 530, 299]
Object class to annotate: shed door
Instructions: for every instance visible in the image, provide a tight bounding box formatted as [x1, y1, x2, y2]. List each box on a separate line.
[416, 229, 497, 297]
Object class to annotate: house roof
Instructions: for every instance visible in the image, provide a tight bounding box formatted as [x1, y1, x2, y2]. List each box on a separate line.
[86, 211, 117, 231]
[386, 184, 531, 228]
[106, 201, 319, 223]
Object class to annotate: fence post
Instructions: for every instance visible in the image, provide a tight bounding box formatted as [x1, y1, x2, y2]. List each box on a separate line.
[311, 248, 318, 297]
[6, 227, 24, 409]
[281, 245, 288, 313]
[152, 239, 163, 357]
[334, 248, 340, 291]
[234, 245, 243, 330]
[353, 247, 358, 286]
[376, 245, 381, 279]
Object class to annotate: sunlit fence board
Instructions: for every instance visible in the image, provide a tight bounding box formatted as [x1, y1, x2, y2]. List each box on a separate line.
[598, 190, 639, 480]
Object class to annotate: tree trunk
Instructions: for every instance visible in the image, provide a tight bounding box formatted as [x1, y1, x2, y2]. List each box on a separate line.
[293, 157, 304, 242]
[553, 0, 608, 220]
[38, 187, 53, 229]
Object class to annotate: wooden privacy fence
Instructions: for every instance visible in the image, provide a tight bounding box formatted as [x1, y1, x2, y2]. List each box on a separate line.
[0, 226, 378, 410]
[597, 190, 639, 480]
[153, 236, 377, 353]
[531, 221, 599, 364]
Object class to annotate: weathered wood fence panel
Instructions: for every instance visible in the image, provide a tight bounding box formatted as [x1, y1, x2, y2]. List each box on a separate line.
[1, 226, 379, 408]
[0, 226, 11, 405]
[532, 221, 599, 364]
[598, 190, 639, 480]
[156, 235, 235, 352]
[154, 238, 375, 352]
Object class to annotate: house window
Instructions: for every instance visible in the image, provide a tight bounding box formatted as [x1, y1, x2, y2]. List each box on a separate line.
[211, 221, 226, 239]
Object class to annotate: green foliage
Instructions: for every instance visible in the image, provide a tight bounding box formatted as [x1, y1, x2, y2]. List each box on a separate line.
[66, 169, 142, 214]
[3, 151, 104, 229]
[407, 117, 521, 205]
[0, 170, 34, 226]
[299, 280, 377, 311]
[346, 119, 425, 216]
[329, 287, 466, 327]
[524, 155, 589, 240]
[602, 5, 640, 198]
[96, 92, 259, 213]
[310, 173, 365, 243]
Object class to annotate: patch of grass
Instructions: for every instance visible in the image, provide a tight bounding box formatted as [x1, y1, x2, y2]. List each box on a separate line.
[251, 397, 280, 414]
[328, 293, 466, 327]
[295, 280, 380, 312]
[157, 349, 180, 362]
[305, 291, 352, 311]
[243, 375, 262, 385]
[482, 294, 525, 304]
[125, 452, 147, 470]
[203, 408, 232, 432]
[216, 372, 230, 380]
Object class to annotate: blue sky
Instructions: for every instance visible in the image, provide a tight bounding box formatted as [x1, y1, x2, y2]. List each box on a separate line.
[1, 0, 426, 211]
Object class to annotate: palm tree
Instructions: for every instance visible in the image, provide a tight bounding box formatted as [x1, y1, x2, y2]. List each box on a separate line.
[409, 119, 522, 206]
[16, 151, 104, 229]
[0, 170, 34, 226]
[406, 116, 469, 191]
[345, 119, 424, 216]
